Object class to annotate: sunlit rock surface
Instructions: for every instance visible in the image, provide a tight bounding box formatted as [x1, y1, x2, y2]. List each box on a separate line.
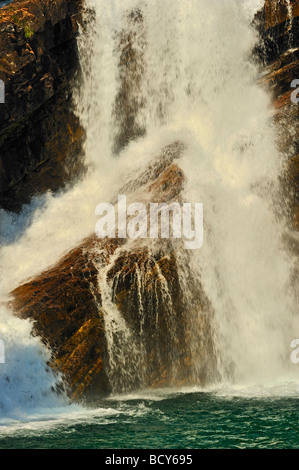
[11, 142, 217, 400]
[0, 0, 84, 211]
[256, 0, 299, 228]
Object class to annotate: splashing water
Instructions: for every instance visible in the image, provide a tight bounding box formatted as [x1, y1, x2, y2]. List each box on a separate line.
[286, 0, 294, 47]
[0, 306, 68, 419]
[0, 0, 298, 421]
[96, 251, 144, 393]
[76, 0, 298, 388]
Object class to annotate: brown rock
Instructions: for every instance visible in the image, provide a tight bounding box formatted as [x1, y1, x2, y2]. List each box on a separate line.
[264, 0, 299, 30]
[0, 0, 85, 211]
[256, 1, 299, 228]
[255, 1, 299, 64]
[10, 142, 217, 401]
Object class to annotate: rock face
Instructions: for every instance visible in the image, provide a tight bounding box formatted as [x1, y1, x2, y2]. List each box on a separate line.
[11, 142, 217, 401]
[112, 8, 146, 154]
[0, 0, 84, 212]
[8, 1, 299, 403]
[256, 0, 299, 61]
[264, 0, 299, 29]
[256, 0, 299, 228]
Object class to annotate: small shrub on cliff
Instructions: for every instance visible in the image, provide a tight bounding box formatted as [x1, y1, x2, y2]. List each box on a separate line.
[24, 25, 34, 39]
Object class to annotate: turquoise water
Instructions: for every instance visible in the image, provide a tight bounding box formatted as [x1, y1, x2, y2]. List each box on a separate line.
[0, 1, 14, 7]
[0, 389, 298, 449]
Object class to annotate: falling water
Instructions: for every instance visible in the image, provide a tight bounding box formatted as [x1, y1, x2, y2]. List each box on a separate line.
[286, 0, 294, 25]
[75, 0, 298, 388]
[96, 252, 144, 392]
[0, 0, 298, 417]
[0, 306, 68, 418]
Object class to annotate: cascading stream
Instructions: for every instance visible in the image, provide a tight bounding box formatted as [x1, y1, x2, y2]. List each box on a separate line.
[96, 252, 144, 393]
[0, 0, 297, 417]
[76, 0, 298, 388]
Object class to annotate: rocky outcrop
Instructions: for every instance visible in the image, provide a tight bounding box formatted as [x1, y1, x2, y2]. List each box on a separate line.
[10, 142, 217, 401]
[256, 0, 299, 228]
[11, 235, 113, 400]
[112, 8, 146, 154]
[0, 0, 84, 212]
[264, 0, 299, 29]
[8, 0, 299, 404]
[255, 0, 299, 62]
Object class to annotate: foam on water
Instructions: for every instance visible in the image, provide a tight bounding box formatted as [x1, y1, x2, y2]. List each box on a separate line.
[0, 306, 69, 419]
[0, 0, 298, 426]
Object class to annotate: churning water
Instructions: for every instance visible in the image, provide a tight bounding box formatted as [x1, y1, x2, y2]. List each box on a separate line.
[0, 0, 298, 448]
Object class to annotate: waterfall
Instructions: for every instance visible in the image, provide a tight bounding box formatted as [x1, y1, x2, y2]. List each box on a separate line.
[0, 306, 68, 418]
[76, 0, 297, 388]
[96, 252, 144, 392]
[0, 0, 297, 415]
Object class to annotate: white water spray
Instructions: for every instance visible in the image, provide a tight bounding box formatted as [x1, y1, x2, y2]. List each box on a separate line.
[0, 306, 68, 419]
[0, 0, 298, 419]
[96, 251, 144, 392]
[77, 0, 298, 387]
